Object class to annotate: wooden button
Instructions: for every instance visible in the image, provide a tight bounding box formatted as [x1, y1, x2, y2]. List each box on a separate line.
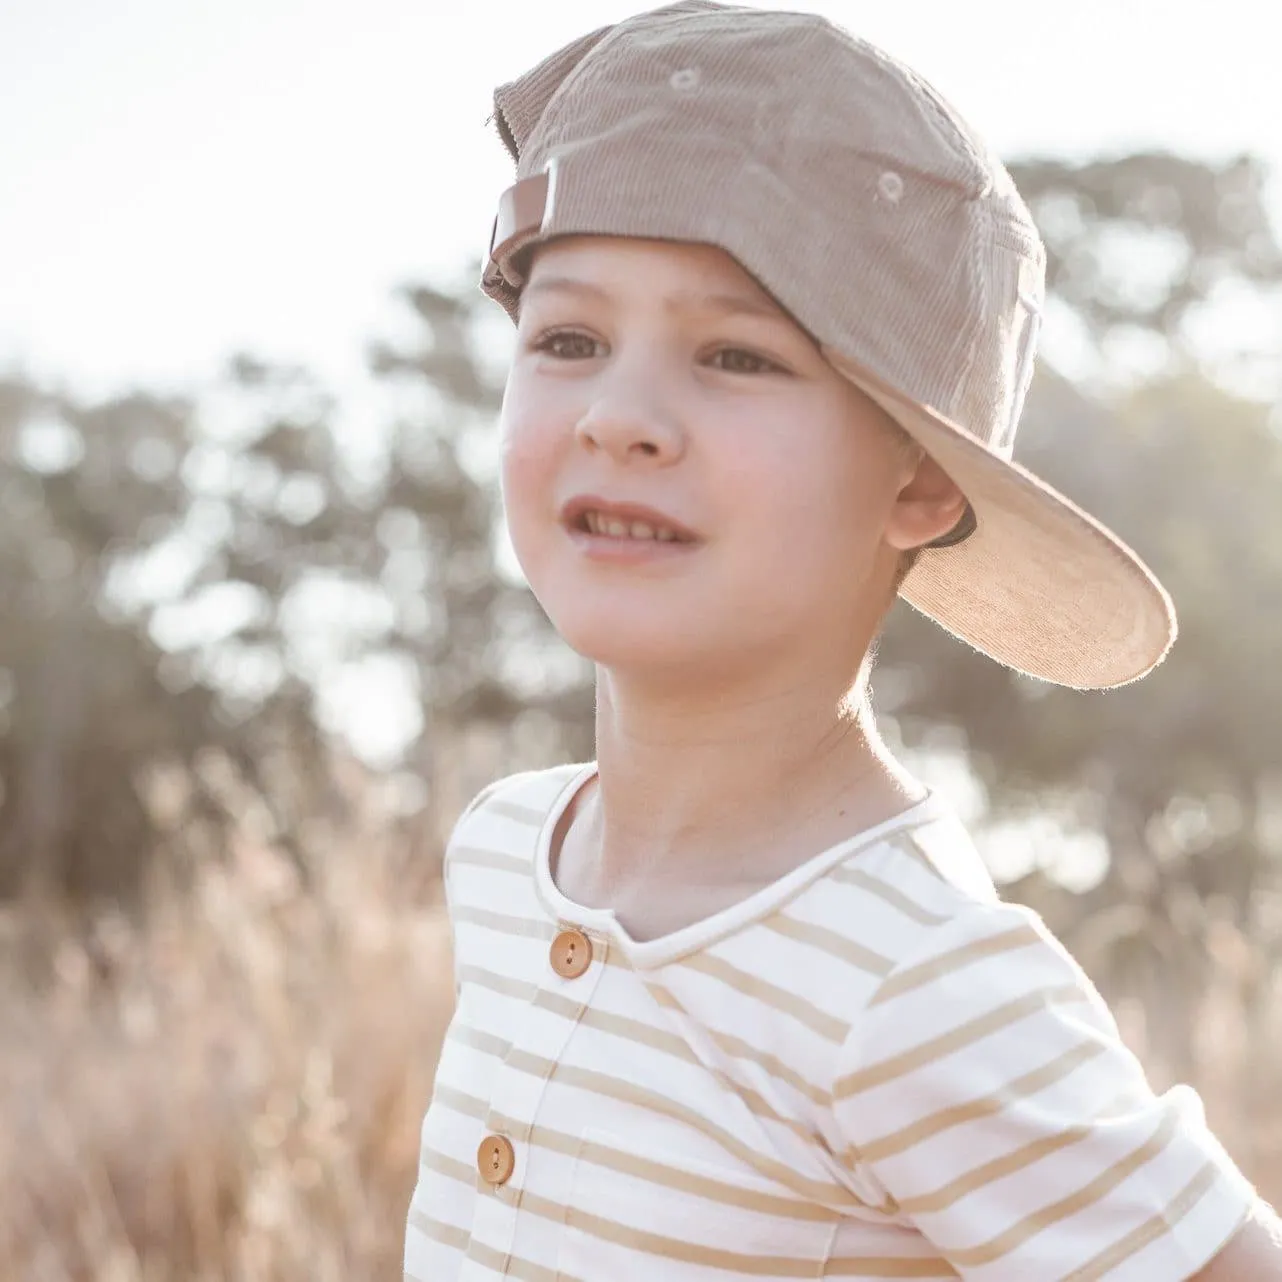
[477, 1133, 515, 1186]
[549, 927, 593, 979]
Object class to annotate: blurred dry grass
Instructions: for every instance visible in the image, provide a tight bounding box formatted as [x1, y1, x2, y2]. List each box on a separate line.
[1, 838, 1277, 1280]
[0, 835, 453, 1282]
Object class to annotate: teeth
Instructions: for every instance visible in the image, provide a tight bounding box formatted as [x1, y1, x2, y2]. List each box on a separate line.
[581, 510, 682, 542]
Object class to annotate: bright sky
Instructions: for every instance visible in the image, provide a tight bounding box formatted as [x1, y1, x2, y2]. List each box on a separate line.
[3, 0, 1281, 400]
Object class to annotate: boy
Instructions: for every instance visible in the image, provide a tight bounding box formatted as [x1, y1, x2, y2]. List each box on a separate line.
[405, 4, 1282, 1277]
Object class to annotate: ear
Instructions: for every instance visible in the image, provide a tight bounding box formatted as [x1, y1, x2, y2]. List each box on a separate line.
[883, 447, 969, 552]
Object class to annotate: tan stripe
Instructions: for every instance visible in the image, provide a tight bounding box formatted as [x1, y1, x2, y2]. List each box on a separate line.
[891, 831, 946, 881]
[890, 1084, 1141, 1218]
[680, 952, 848, 1042]
[421, 1145, 478, 1186]
[897, 1123, 1095, 1217]
[857, 1038, 1108, 1163]
[835, 984, 1089, 1097]
[422, 1117, 872, 1252]
[892, 1083, 1144, 1217]
[530, 1055, 864, 1208]
[448, 1022, 863, 1206]
[451, 904, 554, 941]
[458, 963, 540, 1002]
[416, 1165, 894, 1279]
[457, 963, 826, 1127]
[828, 865, 949, 926]
[454, 1023, 512, 1059]
[1063, 1159, 1228, 1282]
[406, 1208, 470, 1253]
[432, 1083, 488, 1120]
[452, 1024, 861, 1207]
[645, 981, 828, 1106]
[486, 797, 547, 826]
[458, 964, 674, 1053]
[473, 1240, 578, 1282]
[870, 924, 1042, 1006]
[449, 845, 531, 876]
[823, 1257, 958, 1278]
[945, 1104, 1184, 1267]
[423, 1088, 837, 1224]
[419, 1176, 946, 1280]
[453, 907, 628, 971]
[763, 913, 894, 977]
[508, 1112, 838, 1223]
[522, 1186, 827, 1277]
[408, 1207, 579, 1282]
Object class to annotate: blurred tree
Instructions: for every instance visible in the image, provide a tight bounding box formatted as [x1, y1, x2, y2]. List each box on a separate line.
[1008, 151, 1282, 352]
[0, 282, 595, 922]
[1, 148, 1277, 988]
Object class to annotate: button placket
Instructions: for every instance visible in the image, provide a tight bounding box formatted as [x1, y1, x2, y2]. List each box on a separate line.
[467, 924, 609, 1258]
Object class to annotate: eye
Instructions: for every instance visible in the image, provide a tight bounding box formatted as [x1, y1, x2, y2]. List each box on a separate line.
[706, 347, 787, 375]
[530, 329, 603, 360]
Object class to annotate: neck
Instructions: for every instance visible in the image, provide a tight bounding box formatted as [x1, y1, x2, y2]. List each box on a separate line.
[584, 661, 923, 892]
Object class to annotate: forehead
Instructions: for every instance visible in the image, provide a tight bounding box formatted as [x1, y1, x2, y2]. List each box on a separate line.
[522, 235, 790, 318]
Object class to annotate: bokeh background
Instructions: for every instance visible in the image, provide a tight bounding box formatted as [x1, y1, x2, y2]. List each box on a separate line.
[3, 2, 1281, 1277]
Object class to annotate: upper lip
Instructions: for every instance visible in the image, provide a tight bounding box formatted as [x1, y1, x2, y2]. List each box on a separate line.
[560, 494, 699, 542]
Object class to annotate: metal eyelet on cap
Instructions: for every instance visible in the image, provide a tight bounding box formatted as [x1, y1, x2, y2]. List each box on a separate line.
[669, 66, 700, 91]
[877, 170, 904, 204]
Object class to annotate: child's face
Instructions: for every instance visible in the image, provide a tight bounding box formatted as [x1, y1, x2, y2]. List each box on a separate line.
[499, 235, 948, 688]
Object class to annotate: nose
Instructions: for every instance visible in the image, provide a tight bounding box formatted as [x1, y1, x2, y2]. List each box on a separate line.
[574, 390, 685, 466]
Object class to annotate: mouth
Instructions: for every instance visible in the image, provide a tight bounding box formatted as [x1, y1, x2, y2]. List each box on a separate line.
[560, 496, 699, 545]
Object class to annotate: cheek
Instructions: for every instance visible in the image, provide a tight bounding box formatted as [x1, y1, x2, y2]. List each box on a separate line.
[498, 392, 568, 567]
[723, 427, 898, 601]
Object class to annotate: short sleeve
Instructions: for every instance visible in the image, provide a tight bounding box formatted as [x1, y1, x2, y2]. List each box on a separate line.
[833, 900, 1256, 1280]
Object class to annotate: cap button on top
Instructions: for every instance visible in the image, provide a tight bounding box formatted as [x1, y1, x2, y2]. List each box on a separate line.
[550, 926, 593, 979]
[477, 1133, 515, 1186]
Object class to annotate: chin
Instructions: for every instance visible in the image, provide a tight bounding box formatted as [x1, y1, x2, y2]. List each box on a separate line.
[552, 612, 693, 672]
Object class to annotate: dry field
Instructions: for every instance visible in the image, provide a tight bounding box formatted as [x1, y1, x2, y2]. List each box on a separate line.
[1, 837, 1277, 1281]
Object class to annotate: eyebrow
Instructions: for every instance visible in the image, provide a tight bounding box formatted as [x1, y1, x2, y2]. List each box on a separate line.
[521, 274, 785, 322]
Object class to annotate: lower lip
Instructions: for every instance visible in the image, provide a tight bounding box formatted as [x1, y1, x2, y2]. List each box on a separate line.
[565, 527, 699, 564]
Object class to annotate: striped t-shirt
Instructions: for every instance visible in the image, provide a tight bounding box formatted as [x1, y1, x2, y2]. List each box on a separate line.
[404, 763, 1254, 1281]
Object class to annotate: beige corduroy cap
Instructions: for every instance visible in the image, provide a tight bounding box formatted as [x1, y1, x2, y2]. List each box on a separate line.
[479, 0, 1177, 690]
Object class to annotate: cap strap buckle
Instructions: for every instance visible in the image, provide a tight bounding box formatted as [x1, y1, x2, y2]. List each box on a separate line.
[484, 172, 551, 290]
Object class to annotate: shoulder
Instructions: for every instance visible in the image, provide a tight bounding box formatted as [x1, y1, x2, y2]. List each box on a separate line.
[453, 762, 586, 826]
[443, 761, 590, 872]
[811, 799, 1009, 977]
[823, 798, 1113, 1056]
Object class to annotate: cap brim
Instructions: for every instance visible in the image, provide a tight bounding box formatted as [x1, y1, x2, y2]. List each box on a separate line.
[824, 350, 1176, 689]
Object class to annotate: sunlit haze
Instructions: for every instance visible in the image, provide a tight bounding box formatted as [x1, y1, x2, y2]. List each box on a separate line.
[3, 0, 1280, 398]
